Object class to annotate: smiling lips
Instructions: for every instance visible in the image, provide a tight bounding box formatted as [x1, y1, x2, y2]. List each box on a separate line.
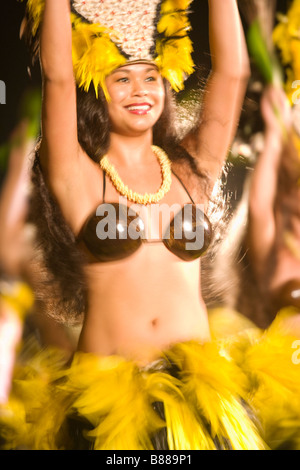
[126, 103, 152, 115]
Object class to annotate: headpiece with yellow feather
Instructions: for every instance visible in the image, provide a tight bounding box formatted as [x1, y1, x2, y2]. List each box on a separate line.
[273, 0, 300, 105]
[24, 0, 195, 100]
[272, 0, 300, 150]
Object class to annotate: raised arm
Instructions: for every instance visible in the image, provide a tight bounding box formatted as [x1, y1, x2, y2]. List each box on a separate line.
[181, 0, 250, 191]
[247, 86, 293, 276]
[0, 121, 33, 278]
[0, 120, 35, 404]
[39, 0, 79, 180]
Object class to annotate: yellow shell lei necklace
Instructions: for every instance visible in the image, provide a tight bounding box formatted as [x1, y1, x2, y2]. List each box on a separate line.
[99, 145, 172, 205]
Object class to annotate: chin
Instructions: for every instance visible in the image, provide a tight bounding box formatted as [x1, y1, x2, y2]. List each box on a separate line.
[122, 120, 157, 136]
[123, 128, 153, 138]
[134, 116, 161, 131]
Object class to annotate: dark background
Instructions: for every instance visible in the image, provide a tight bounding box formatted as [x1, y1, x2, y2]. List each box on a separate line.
[0, 1, 289, 146]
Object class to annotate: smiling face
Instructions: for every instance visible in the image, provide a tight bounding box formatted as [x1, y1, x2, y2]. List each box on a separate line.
[105, 63, 166, 137]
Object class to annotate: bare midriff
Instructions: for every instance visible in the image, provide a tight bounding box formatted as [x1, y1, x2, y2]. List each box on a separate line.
[77, 242, 210, 365]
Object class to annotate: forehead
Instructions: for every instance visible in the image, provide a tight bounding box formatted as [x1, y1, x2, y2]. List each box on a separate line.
[110, 63, 160, 75]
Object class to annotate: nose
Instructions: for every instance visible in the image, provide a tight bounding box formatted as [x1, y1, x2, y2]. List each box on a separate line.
[131, 79, 148, 97]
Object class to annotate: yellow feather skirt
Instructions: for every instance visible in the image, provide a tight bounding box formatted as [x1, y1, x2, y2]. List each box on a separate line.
[1, 309, 300, 451]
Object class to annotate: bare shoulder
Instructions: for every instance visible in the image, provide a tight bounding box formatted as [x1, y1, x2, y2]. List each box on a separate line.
[38, 144, 104, 234]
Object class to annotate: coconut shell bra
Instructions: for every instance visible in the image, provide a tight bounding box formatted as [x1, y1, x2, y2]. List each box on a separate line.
[77, 170, 212, 262]
[273, 280, 300, 310]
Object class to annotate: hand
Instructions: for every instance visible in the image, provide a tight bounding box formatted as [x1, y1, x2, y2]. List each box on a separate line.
[261, 85, 292, 137]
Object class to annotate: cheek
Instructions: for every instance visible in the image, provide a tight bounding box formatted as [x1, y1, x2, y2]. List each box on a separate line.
[154, 87, 166, 114]
[106, 90, 127, 121]
[105, 80, 128, 106]
[107, 90, 125, 107]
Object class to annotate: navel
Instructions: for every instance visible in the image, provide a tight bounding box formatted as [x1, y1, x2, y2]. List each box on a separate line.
[151, 318, 159, 328]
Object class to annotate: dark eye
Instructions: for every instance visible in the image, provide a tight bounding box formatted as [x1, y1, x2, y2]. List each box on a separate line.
[145, 76, 156, 82]
[117, 77, 129, 83]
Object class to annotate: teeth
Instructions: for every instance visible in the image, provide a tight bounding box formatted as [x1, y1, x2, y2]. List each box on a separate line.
[127, 105, 151, 111]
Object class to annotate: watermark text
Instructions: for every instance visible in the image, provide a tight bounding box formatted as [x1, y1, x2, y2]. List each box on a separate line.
[292, 340, 300, 365]
[94, 198, 209, 251]
[292, 80, 300, 105]
[0, 80, 6, 105]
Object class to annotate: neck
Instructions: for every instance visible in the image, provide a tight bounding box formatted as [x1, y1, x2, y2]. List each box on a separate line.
[107, 132, 155, 167]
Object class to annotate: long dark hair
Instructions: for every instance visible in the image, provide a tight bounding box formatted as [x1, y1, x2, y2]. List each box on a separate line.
[28, 79, 221, 325]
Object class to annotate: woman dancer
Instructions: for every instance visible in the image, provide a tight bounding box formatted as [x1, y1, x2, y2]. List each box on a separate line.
[2, 0, 298, 451]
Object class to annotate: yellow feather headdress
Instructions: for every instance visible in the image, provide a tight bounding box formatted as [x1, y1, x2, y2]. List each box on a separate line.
[24, 0, 195, 100]
[273, 0, 300, 155]
[273, 0, 300, 105]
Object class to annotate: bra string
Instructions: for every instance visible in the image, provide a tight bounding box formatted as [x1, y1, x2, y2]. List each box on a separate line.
[102, 170, 106, 203]
[171, 169, 195, 205]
